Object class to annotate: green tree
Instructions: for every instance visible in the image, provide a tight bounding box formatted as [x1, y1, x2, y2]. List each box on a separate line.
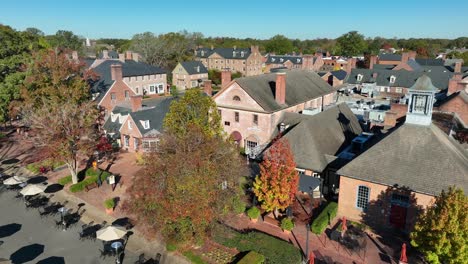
[336, 31, 367, 57]
[163, 89, 222, 138]
[447, 51, 468, 65]
[265, 35, 294, 54]
[253, 138, 299, 216]
[46, 30, 83, 51]
[410, 187, 468, 264]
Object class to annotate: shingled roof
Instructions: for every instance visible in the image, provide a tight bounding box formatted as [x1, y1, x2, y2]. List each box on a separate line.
[379, 53, 401, 61]
[265, 55, 303, 65]
[235, 70, 334, 113]
[276, 103, 362, 172]
[337, 124, 468, 196]
[103, 106, 131, 138]
[178, 61, 208, 75]
[128, 97, 174, 136]
[196, 47, 252, 59]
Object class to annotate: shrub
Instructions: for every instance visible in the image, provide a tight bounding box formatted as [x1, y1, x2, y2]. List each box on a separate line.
[182, 251, 207, 264]
[213, 225, 301, 264]
[280, 218, 294, 231]
[247, 207, 260, 220]
[58, 175, 72, 186]
[135, 152, 145, 165]
[237, 251, 265, 264]
[232, 196, 246, 214]
[104, 198, 115, 209]
[166, 242, 177, 252]
[311, 202, 338, 234]
[69, 168, 111, 193]
[26, 163, 40, 174]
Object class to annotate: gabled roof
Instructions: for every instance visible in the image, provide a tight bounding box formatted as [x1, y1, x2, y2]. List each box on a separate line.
[346, 68, 452, 90]
[338, 124, 468, 196]
[98, 50, 119, 59]
[195, 47, 252, 59]
[278, 103, 363, 172]
[89, 59, 165, 103]
[178, 61, 208, 75]
[235, 70, 334, 113]
[406, 59, 423, 71]
[415, 58, 444, 66]
[331, 70, 348, 80]
[379, 53, 401, 61]
[129, 97, 174, 136]
[103, 106, 131, 137]
[265, 55, 303, 65]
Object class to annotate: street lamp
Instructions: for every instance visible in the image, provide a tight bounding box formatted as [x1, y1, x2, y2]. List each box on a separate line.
[305, 223, 310, 263]
[58, 207, 67, 231]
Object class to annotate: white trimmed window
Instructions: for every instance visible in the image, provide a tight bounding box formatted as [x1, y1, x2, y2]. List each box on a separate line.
[357, 74, 363, 82]
[128, 121, 133, 130]
[356, 185, 370, 211]
[390, 75, 396, 84]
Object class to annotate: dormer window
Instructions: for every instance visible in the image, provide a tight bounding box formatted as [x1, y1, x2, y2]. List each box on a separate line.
[141, 120, 150, 129]
[280, 58, 284, 62]
[111, 113, 118, 122]
[241, 51, 245, 57]
[297, 59, 301, 63]
[233, 96, 241, 101]
[201, 50, 205, 56]
[232, 51, 236, 57]
[271, 58, 275, 62]
[390, 75, 396, 84]
[357, 74, 363, 82]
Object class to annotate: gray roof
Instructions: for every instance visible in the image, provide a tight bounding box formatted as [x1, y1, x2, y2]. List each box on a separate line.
[379, 53, 401, 61]
[98, 50, 119, 59]
[103, 106, 131, 137]
[266, 55, 302, 65]
[129, 97, 174, 136]
[415, 58, 444, 66]
[195, 47, 252, 59]
[235, 70, 334, 113]
[346, 68, 452, 90]
[278, 103, 363, 172]
[179, 61, 208, 75]
[409, 75, 438, 91]
[89, 59, 165, 103]
[299, 175, 321, 193]
[331, 70, 348, 80]
[406, 59, 423, 71]
[338, 124, 468, 196]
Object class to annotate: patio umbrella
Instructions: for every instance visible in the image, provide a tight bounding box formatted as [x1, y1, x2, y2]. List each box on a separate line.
[96, 226, 127, 241]
[400, 243, 408, 263]
[20, 184, 46, 196]
[3, 176, 28, 185]
[342, 216, 347, 233]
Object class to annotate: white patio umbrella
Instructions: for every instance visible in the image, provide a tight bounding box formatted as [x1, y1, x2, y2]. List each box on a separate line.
[3, 176, 28, 185]
[96, 226, 127, 241]
[20, 184, 46, 196]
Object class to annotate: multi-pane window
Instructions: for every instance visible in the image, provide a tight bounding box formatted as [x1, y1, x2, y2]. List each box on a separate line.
[413, 95, 427, 113]
[356, 186, 369, 210]
[234, 112, 239, 122]
[253, 114, 258, 125]
[111, 92, 116, 100]
[124, 90, 130, 100]
[224, 121, 230, 126]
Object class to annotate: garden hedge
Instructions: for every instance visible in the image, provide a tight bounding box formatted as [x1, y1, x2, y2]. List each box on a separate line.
[237, 251, 265, 264]
[213, 226, 301, 264]
[69, 168, 111, 193]
[58, 175, 72, 186]
[311, 202, 338, 234]
[247, 207, 260, 219]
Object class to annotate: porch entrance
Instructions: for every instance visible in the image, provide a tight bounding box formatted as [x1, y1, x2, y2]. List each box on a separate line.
[389, 204, 407, 229]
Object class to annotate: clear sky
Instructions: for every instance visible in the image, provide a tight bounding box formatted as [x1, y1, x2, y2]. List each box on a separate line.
[1, 0, 467, 40]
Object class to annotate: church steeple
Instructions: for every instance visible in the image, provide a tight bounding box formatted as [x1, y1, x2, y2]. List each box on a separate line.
[406, 75, 438, 126]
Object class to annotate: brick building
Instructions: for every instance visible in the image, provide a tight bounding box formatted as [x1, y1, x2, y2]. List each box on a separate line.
[172, 61, 208, 90]
[195, 46, 262, 76]
[263, 53, 324, 73]
[336, 75, 468, 232]
[212, 70, 336, 155]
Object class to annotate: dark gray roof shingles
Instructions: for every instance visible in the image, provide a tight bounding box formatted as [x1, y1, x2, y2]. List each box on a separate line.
[129, 97, 174, 135]
[179, 61, 208, 75]
[196, 47, 252, 59]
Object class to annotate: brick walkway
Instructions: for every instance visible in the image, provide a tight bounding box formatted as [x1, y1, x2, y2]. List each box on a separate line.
[224, 213, 400, 264]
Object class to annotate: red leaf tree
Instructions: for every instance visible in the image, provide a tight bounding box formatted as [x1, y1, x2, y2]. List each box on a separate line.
[253, 137, 299, 214]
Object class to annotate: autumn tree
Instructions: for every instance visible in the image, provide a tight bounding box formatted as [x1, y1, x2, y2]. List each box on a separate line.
[163, 89, 222, 138]
[410, 187, 468, 264]
[253, 138, 299, 215]
[125, 91, 246, 243]
[21, 49, 99, 183]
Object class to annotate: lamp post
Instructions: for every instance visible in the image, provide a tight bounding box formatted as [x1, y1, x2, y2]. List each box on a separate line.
[305, 223, 310, 263]
[58, 207, 67, 231]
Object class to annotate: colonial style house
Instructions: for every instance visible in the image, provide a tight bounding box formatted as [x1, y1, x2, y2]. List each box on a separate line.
[319, 70, 348, 87]
[212, 70, 336, 155]
[265, 103, 366, 196]
[336, 75, 468, 232]
[263, 53, 324, 73]
[86, 50, 167, 114]
[103, 96, 174, 152]
[195, 46, 263, 76]
[172, 61, 208, 90]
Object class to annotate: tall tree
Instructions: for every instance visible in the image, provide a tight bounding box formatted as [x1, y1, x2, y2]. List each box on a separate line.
[163, 89, 222, 138]
[410, 187, 467, 264]
[253, 138, 299, 215]
[125, 92, 246, 243]
[46, 30, 83, 51]
[21, 49, 98, 184]
[336, 31, 367, 57]
[265, 35, 294, 54]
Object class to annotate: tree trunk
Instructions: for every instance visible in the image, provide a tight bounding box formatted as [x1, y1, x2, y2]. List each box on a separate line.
[67, 162, 78, 184]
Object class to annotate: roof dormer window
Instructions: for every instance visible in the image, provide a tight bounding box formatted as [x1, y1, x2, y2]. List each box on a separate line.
[141, 120, 150, 129]
[390, 75, 396, 84]
[280, 58, 284, 62]
[201, 50, 205, 56]
[111, 113, 118, 122]
[232, 51, 236, 57]
[357, 74, 363, 82]
[241, 51, 245, 57]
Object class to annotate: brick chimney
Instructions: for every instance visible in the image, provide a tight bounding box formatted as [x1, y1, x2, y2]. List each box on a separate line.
[125, 51, 132, 60]
[454, 61, 462, 73]
[408, 51, 417, 60]
[71, 50, 78, 60]
[118, 53, 125, 62]
[221, 69, 232, 88]
[132, 52, 139, 62]
[369, 55, 377, 69]
[346, 58, 357, 73]
[275, 72, 286, 105]
[204, 80, 212, 96]
[130, 95, 142, 112]
[102, 50, 109, 59]
[110, 64, 123, 81]
[448, 74, 463, 95]
[401, 52, 409, 64]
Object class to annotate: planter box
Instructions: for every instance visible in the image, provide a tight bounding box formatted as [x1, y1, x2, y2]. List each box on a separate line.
[105, 208, 114, 214]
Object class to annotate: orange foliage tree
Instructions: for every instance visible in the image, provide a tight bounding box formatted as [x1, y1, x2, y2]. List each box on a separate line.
[253, 137, 299, 214]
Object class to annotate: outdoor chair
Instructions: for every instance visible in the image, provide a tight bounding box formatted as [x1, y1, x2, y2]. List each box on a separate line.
[134, 253, 146, 264]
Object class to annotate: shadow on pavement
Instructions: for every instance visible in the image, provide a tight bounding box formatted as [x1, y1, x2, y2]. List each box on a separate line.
[28, 176, 48, 184]
[9, 243, 45, 264]
[36, 256, 65, 264]
[44, 184, 64, 193]
[0, 223, 22, 238]
[1, 158, 20, 165]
